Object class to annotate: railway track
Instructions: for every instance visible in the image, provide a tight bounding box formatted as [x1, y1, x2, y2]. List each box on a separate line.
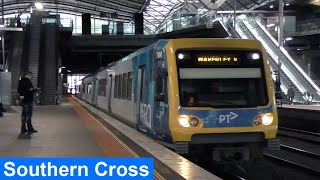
[263, 152, 320, 175]
[264, 127, 320, 176]
[278, 127, 320, 144]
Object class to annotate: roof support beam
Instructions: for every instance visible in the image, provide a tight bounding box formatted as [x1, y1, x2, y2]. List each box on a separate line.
[199, 0, 226, 10]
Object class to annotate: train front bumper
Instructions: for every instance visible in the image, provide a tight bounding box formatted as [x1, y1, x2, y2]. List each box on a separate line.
[171, 126, 279, 154]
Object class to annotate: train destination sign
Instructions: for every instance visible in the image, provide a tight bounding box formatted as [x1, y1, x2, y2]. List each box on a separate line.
[197, 55, 240, 64]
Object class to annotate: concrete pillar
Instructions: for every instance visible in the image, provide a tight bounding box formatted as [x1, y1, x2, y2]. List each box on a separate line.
[82, 13, 91, 35]
[134, 13, 143, 35]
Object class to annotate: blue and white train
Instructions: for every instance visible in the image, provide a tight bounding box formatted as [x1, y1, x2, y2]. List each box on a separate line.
[77, 38, 279, 162]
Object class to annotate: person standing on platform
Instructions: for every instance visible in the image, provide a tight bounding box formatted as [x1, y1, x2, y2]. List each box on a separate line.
[17, 71, 38, 135]
[287, 84, 295, 105]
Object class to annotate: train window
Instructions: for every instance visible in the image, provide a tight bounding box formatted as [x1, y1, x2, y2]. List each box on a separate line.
[127, 72, 132, 100]
[114, 75, 118, 98]
[103, 78, 107, 97]
[119, 74, 123, 99]
[98, 79, 101, 96]
[101, 79, 104, 96]
[123, 73, 128, 99]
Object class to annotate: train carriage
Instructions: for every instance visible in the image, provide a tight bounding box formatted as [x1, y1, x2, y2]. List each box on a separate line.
[79, 38, 279, 162]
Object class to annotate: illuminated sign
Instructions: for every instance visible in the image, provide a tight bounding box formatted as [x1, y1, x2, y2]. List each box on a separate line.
[197, 55, 240, 64]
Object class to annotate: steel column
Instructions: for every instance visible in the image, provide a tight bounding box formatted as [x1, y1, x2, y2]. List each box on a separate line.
[277, 0, 284, 82]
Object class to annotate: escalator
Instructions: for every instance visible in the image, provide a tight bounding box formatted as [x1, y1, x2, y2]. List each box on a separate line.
[220, 15, 320, 103]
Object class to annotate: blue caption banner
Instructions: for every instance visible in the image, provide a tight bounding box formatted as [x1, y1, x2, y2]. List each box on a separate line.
[0, 158, 153, 179]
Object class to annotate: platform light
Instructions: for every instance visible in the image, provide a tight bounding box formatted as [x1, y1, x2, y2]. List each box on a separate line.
[251, 53, 260, 60]
[262, 114, 273, 126]
[178, 115, 189, 127]
[35, 2, 43, 10]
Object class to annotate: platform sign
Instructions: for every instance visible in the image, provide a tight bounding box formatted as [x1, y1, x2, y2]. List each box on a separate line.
[0, 158, 153, 179]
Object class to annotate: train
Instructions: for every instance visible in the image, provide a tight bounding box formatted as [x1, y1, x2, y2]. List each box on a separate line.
[76, 38, 280, 163]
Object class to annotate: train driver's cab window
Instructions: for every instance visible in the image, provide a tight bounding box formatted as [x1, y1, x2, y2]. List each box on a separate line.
[176, 50, 268, 108]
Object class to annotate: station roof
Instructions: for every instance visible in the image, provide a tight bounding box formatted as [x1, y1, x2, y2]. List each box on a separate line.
[0, 0, 319, 32]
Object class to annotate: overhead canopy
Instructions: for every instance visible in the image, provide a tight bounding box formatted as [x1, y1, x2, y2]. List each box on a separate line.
[0, 0, 146, 22]
[143, 0, 278, 32]
[0, 0, 319, 32]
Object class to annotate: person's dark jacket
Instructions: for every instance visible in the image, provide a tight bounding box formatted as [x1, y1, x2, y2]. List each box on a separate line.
[18, 77, 37, 103]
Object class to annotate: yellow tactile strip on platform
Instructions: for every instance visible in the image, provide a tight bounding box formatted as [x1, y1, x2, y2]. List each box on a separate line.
[68, 97, 163, 180]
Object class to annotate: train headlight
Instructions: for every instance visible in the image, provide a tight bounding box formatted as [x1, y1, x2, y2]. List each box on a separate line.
[262, 114, 273, 125]
[251, 53, 260, 60]
[178, 53, 184, 60]
[253, 116, 262, 125]
[190, 118, 199, 127]
[178, 115, 190, 127]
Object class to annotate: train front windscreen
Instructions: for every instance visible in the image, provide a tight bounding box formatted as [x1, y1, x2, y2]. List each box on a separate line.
[176, 50, 269, 108]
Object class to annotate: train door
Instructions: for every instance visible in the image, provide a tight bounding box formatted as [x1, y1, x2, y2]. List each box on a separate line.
[107, 74, 113, 113]
[153, 49, 169, 138]
[137, 66, 151, 132]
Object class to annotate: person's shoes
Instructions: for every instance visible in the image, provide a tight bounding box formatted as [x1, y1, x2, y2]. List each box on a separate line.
[20, 130, 28, 134]
[28, 129, 38, 134]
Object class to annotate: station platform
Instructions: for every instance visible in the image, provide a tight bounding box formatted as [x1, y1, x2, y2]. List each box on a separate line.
[0, 96, 219, 180]
[281, 104, 320, 111]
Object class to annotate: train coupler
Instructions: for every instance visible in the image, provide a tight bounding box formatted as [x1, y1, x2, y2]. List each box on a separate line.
[212, 147, 250, 163]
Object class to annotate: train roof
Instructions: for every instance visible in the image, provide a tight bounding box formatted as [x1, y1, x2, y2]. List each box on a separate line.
[81, 39, 170, 81]
[81, 38, 262, 81]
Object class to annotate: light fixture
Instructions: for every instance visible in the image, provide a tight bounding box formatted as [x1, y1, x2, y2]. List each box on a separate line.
[267, 23, 275, 27]
[297, 48, 303, 51]
[178, 53, 184, 60]
[190, 118, 199, 127]
[286, 3, 290, 6]
[270, 5, 274, 8]
[35, 2, 43, 10]
[262, 114, 273, 126]
[252, 53, 260, 60]
[178, 115, 189, 127]
[285, 37, 293, 41]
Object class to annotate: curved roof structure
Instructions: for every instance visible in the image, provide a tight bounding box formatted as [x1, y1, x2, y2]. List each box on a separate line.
[0, 0, 318, 33]
[1, 0, 145, 22]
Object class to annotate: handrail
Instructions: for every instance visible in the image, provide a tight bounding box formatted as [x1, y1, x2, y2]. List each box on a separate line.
[251, 18, 320, 94]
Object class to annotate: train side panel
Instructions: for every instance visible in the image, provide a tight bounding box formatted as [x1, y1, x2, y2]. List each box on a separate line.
[108, 60, 135, 126]
[96, 70, 109, 111]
